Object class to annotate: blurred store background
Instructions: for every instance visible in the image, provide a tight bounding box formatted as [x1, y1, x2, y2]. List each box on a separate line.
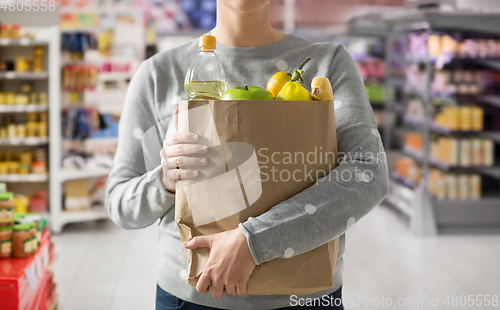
[1, 0, 500, 309]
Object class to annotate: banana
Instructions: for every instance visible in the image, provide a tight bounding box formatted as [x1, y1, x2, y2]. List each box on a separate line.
[311, 77, 333, 101]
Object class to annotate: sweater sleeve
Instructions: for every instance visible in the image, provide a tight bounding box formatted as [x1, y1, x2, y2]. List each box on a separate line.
[105, 59, 175, 230]
[239, 45, 390, 264]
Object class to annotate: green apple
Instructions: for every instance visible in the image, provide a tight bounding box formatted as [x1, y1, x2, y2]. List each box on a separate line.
[222, 85, 274, 100]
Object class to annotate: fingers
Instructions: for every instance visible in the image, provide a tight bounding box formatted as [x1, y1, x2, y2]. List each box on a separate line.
[164, 132, 199, 146]
[211, 281, 224, 299]
[196, 272, 211, 294]
[236, 280, 247, 295]
[165, 169, 199, 181]
[163, 156, 208, 169]
[164, 143, 208, 158]
[183, 236, 212, 250]
[225, 285, 237, 296]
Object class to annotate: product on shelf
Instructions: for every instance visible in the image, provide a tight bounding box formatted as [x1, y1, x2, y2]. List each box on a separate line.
[405, 132, 423, 153]
[405, 99, 485, 132]
[62, 64, 99, 92]
[0, 45, 45, 73]
[0, 184, 46, 259]
[0, 82, 48, 106]
[99, 59, 132, 73]
[29, 190, 47, 213]
[432, 137, 494, 167]
[60, 13, 99, 30]
[0, 225, 11, 258]
[356, 59, 385, 80]
[0, 24, 21, 39]
[408, 32, 500, 61]
[434, 105, 484, 131]
[27, 222, 37, 254]
[21, 213, 42, 246]
[395, 156, 421, 184]
[0, 113, 48, 139]
[365, 84, 385, 104]
[14, 194, 30, 214]
[431, 171, 481, 201]
[0, 149, 48, 175]
[407, 65, 492, 96]
[64, 179, 90, 211]
[0, 192, 13, 227]
[406, 132, 494, 168]
[12, 223, 32, 258]
[396, 156, 482, 200]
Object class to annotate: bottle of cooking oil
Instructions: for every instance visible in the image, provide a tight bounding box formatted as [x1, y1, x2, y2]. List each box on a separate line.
[184, 35, 227, 100]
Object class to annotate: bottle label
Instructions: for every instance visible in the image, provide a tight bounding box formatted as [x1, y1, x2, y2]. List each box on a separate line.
[0, 208, 12, 223]
[1, 240, 11, 254]
[24, 238, 31, 253]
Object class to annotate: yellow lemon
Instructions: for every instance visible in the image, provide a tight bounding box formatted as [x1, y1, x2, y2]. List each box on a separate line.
[276, 81, 313, 101]
[267, 71, 291, 99]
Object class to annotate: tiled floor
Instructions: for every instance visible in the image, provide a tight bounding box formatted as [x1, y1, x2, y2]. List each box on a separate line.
[52, 204, 500, 310]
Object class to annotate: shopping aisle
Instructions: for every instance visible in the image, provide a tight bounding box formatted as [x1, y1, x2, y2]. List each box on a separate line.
[343, 205, 500, 310]
[52, 220, 158, 310]
[52, 204, 500, 310]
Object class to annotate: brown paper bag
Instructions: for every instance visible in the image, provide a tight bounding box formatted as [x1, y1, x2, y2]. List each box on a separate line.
[175, 99, 339, 295]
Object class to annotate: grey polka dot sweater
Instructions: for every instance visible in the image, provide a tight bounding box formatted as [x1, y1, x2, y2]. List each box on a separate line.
[105, 35, 389, 309]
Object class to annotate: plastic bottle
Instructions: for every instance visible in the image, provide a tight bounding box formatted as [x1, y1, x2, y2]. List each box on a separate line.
[184, 35, 226, 100]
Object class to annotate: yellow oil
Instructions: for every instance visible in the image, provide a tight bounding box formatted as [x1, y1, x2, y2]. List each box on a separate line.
[184, 80, 227, 100]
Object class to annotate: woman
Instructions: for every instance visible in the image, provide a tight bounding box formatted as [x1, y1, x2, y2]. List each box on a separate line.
[105, 0, 389, 309]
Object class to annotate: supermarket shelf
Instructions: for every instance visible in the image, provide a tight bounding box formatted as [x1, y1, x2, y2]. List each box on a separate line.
[479, 95, 500, 109]
[0, 38, 49, 46]
[60, 27, 99, 32]
[0, 174, 48, 182]
[59, 207, 109, 226]
[59, 168, 111, 183]
[382, 10, 500, 34]
[59, 6, 140, 15]
[403, 146, 500, 178]
[98, 72, 133, 81]
[0, 71, 48, 80]
[473, 59, 500, 71]
[404, 117, 500, 142]
[0, 137, 48, 145]
[385, 193, 414, 217]
[0, 104, 48, 113]
[389, 103, 406, 116]
[480, 131, 500, 144]
[434, 198, 500, 226]
[390, 171, 419, 190]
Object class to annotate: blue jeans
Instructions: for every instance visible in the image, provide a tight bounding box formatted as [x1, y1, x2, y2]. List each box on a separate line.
[156, 285, 344, 310]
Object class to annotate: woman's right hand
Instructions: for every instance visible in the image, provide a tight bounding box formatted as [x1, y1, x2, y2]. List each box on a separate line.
[160, 109, 209, 193]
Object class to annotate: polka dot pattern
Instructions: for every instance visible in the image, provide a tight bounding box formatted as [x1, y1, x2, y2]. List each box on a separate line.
[304, 204, 317, 214]
[179, 269, 188, 281]
[346, 217, 356, 229]
[170, 95, 180, 106]
[133, 128, 144, 140]
[284, 247, 294, 258]
[275, 60, 288, 71]
[357, 172, 371, 183]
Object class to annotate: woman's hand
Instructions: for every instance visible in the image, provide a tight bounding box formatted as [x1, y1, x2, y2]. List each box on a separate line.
[183, 228, 256, 298]
[160, 109, 209, 193]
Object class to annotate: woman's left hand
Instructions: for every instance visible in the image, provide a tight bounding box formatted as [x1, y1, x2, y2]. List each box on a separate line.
[183, 228, 256, 298]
